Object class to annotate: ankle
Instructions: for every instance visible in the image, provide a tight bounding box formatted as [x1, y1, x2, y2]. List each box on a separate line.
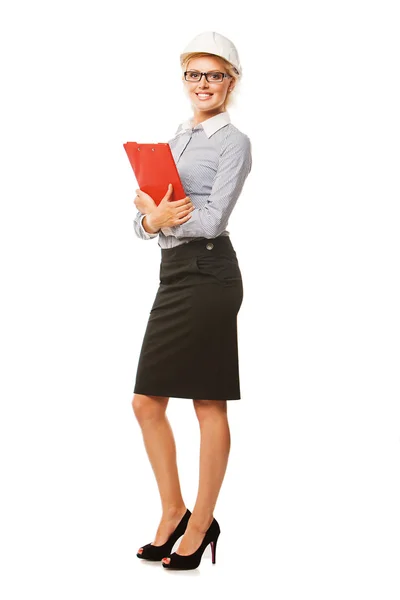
[187, 512, 214, 532]
[162, 504, 187, 520]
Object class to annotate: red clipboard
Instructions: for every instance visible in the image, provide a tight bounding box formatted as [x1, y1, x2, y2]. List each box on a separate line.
[123, 142, 186, 205]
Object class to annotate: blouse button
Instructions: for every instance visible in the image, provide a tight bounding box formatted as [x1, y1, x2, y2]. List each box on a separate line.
[206, 243, 214, 250]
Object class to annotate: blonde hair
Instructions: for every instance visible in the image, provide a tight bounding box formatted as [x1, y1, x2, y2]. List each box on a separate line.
[180, 52, 240, 111]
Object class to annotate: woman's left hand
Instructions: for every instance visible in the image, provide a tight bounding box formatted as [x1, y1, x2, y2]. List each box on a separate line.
[134, 189, 157, 214]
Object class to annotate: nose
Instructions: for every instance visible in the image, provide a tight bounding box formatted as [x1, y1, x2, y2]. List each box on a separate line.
[197, 73, 209, 87]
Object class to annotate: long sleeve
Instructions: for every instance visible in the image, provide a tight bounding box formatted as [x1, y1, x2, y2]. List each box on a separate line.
[133, 211, 159, 240]
[162, 134, 252, 240]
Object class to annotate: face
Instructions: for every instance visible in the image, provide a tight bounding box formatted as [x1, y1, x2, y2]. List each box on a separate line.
[182, 55, 235, 120]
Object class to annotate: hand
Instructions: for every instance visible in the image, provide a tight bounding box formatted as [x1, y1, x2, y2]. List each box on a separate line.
[151, 184, 195, 229]
[134, 188, 157, 215]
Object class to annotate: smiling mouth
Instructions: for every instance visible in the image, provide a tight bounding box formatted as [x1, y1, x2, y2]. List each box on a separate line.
[196, 93, 213, 99]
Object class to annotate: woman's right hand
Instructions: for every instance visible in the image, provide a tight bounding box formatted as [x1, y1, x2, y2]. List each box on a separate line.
[150, 184, 195, 229]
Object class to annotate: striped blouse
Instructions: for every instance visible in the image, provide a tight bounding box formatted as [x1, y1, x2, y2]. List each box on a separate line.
[132, 111, 252, 249]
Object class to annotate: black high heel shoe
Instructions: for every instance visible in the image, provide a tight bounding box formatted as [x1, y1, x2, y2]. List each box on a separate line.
[137, 508, 191, 561]
[162, 517, 220, 570]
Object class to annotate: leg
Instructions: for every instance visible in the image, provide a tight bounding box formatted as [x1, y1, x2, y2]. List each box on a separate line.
[132, 393, 187, 552]
[162, 399, 230, 564]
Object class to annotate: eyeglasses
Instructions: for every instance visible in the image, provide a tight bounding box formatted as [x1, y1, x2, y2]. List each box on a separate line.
[184, 71, 232, 83]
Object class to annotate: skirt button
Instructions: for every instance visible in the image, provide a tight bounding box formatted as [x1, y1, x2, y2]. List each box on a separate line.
[206, 243, 214, 250]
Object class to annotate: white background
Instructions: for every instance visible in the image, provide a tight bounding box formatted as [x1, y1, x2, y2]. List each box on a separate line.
[1, 0, 399, 598]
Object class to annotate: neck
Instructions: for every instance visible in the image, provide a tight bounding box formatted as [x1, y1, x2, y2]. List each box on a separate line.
[191, 109, 226, 127]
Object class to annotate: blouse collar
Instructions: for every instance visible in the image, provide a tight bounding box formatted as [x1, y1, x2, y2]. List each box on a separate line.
[175, 111, 231, 139]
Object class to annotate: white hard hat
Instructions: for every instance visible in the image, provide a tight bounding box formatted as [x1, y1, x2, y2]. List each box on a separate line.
[180, 31, 242, 78]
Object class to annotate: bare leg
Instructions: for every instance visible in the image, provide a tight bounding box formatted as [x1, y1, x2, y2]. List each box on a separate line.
[132, 393, 187, 552]
[162, 399, 230, 564]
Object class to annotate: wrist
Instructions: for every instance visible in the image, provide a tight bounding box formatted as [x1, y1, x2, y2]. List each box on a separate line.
[143, 213, 160, 234]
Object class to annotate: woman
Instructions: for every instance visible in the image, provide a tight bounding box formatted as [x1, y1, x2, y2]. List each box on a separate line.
[131, 31, 252, 570]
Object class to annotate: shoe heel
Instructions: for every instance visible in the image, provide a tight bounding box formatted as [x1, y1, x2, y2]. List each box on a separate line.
[210, 537, 218, 564]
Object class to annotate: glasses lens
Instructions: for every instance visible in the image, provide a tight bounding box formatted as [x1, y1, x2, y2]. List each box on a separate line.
[186, 71, 201, 81]
[185, 71, 224, 82]
[207, 72, 224, 82]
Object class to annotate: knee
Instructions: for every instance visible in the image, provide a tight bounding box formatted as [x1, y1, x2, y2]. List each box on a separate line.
[193, 399, 227, 423]
[131, 393, 169, 424]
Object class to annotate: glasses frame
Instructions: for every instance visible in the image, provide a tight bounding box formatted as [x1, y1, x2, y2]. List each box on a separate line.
[183, 70, 233, 84]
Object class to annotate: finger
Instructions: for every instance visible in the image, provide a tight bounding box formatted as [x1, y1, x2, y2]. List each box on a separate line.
[171, 197, 193, 207]
[176, 213, 192, 223]
[175, 202, 193, 213]
[176, 207, 193, 219]
[160, 184, 173, 202]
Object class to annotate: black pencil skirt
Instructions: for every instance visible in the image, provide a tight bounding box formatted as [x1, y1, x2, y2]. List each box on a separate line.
[133, 235, 243, 400]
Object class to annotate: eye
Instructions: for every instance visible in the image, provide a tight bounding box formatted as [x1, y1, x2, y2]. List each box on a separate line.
[208, 71, 223, 81]
[188, 72, 200, 79]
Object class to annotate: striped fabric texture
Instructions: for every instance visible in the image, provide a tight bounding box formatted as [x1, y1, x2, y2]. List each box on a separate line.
[132, 111, 252, 249]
